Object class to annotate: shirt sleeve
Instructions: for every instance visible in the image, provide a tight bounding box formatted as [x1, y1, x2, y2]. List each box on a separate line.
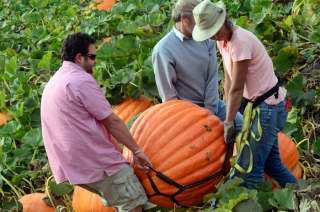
[77, 78, 113, 121]
[204, 41, 219, 114]
[152, 49, 178, 102]
[230, 38, 252, 62]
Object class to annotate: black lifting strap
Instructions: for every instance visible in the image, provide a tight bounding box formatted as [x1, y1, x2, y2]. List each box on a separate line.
[145, 143, 234, 207]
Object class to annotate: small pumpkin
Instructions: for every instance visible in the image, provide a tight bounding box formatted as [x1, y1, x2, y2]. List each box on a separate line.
[19, 193, 54, 212]
[96, 0, 116, 10]
[113, 95, 153, 124]
[278, 132, 300, 171]
[0, 112, 11, 126]
[123, 100, 227, 207]
[72, 186, 116, 212]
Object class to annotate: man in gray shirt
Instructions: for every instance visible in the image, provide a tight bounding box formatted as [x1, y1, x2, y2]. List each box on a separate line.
[152, 0, 242, 134]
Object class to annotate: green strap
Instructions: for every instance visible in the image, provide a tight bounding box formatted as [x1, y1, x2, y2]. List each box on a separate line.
[250, 108, 263, 142]
[232, 102, 263, 173]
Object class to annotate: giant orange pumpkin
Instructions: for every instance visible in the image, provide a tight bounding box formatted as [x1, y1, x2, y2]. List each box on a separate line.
[113, 95, 153, 124]
[96, 0, 116, 10]
[72, 186, 116, 212]
[19, 193, 54, 212]
[123, 100, 228, 207]
[0, 112, 11, 126]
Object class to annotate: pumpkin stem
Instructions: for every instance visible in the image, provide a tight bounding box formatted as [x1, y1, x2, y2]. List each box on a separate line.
[45, 175, 57, 210]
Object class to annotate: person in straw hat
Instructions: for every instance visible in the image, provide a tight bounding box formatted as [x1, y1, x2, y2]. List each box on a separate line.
[192, 0, 297, 189]
[152, 0, 242, 131]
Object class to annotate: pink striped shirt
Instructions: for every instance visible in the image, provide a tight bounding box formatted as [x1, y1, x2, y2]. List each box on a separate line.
[41, 61, 127, 184]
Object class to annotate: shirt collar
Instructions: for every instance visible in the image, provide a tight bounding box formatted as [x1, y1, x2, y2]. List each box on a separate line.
[173, 27, 190, 42]
[62, 61, 86, 72]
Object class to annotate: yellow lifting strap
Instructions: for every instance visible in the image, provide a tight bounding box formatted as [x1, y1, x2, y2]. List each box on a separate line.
[231, 102, 263, 173]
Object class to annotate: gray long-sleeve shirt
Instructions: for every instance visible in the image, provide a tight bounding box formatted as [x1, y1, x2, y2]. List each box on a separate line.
[152, 29, 220, 114]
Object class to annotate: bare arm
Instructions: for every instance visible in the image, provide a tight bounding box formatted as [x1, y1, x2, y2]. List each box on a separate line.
[101, 113, 152, 169]
[224, 67, 231, 103]
[101, 113, 140, 152]
[226, 60, 250, 122]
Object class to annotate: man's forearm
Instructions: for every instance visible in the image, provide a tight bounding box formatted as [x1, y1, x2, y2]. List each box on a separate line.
[102, 114, 140, 153]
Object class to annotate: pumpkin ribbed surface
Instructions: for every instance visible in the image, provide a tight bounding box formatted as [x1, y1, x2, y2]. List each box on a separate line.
[19, 193, 54, 212]
[72, 186, 115, 212]
[113, 95, 153, 124]
[123, 100, 227, 207]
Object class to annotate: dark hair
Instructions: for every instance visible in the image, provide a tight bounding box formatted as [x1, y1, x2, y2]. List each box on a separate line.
[61, 32, 96, 62]
[224, 16, 234, 31]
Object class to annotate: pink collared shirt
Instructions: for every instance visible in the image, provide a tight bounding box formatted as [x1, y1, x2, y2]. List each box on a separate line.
[41, 61, 127, 184]
[217, 26, 286, 104]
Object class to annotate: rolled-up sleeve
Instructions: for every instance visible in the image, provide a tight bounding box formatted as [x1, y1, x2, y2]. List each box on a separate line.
[152, 49, 178, 102]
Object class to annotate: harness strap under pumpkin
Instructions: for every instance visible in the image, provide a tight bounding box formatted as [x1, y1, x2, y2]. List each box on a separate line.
[144, 142, 234, 207]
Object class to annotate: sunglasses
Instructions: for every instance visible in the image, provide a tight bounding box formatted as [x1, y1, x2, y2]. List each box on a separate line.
[86, 54, 97, 60]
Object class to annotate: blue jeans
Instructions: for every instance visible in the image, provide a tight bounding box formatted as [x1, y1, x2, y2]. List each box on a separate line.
[235, 101, 297, 189]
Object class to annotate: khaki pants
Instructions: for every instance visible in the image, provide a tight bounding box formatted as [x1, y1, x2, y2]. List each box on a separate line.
[79, 165, 147, 212]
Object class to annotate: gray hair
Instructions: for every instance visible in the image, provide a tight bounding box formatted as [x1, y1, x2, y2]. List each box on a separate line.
[172, 0, 201, 22]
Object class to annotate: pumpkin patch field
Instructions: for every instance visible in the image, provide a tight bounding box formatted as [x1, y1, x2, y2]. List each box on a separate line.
[0, 0, 319, 211]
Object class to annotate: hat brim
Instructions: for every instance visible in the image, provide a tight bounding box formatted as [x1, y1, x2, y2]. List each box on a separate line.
[192, 10, 226, 42]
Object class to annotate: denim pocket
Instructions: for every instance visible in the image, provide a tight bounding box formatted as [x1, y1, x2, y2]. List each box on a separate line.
[277, 101, 288, 131]
[258, 103, 272, 130]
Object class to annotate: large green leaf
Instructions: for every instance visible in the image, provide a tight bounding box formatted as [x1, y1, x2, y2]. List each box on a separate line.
[48, 181, 74, 197]
[38, 52, 52, 70]
[21, 128, 42, 146]
[0, 121, 20, 136]
[268, 188, 295, 210]
[249, 0, 273, 24]
[273, 47, 299, 75]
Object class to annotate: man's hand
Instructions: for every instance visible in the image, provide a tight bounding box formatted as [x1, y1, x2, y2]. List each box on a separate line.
[133, 150, 152, 172]
[224, 121, 235, 144]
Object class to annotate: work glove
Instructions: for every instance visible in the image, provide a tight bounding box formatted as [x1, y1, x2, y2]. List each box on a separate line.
[224, 121, 235, 144]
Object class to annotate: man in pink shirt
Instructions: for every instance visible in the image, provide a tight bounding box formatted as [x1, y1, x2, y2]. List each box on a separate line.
[192, 0, 297, 189]
[41, 32, 151, 212]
